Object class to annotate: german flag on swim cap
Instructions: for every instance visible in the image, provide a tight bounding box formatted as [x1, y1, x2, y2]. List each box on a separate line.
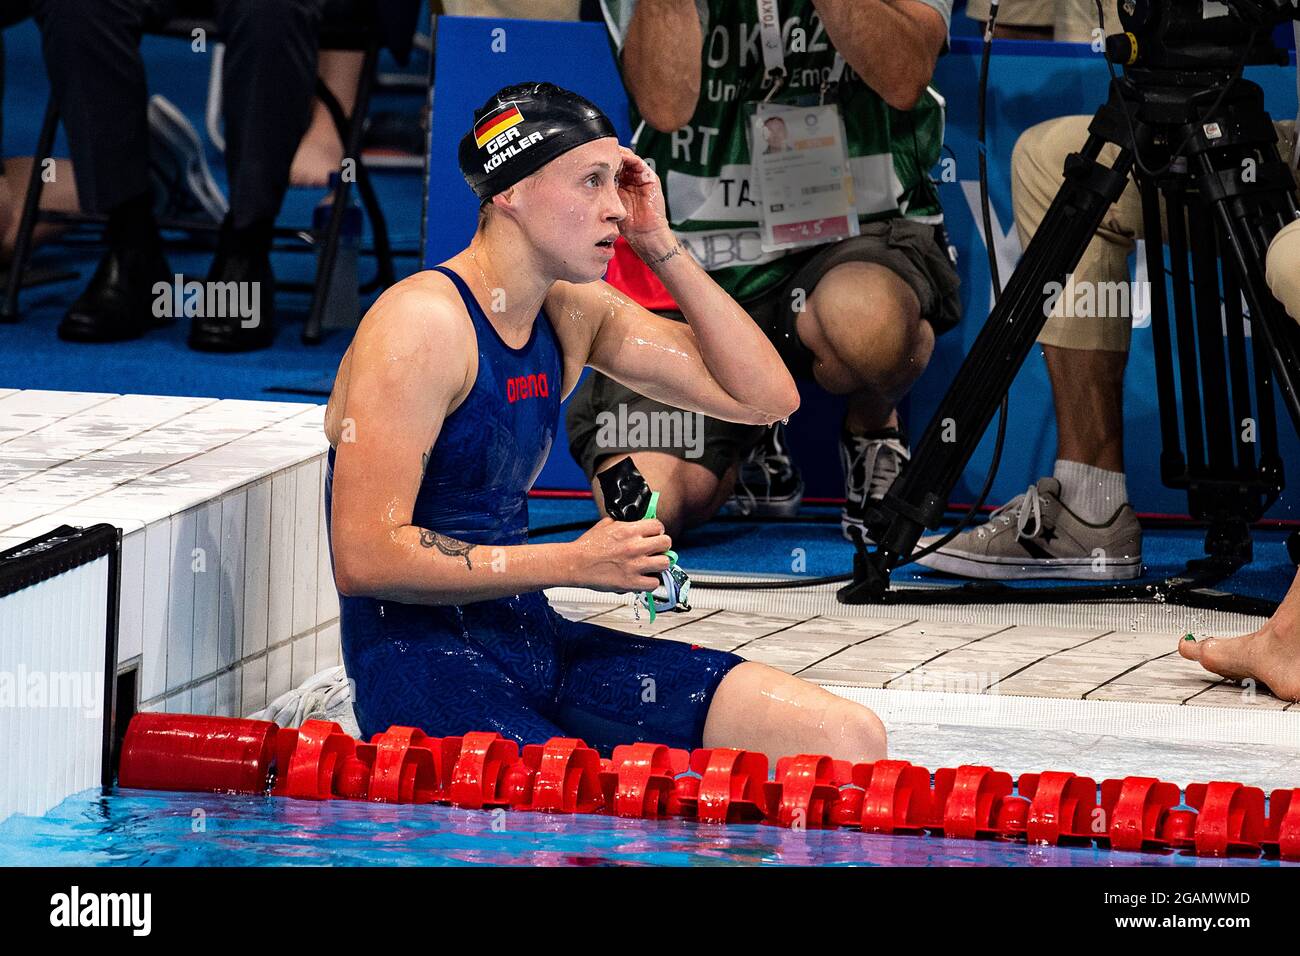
[473, 103, 525, 149]
[458, 81, 617, 202]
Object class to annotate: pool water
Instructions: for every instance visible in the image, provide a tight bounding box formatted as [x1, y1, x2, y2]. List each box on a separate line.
[0, 789, 1291, 866]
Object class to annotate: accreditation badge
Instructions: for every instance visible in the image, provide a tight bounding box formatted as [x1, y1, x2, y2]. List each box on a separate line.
[749, 100, 858, 253]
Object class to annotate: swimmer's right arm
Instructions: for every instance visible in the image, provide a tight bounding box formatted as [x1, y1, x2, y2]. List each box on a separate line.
[329, 281, 673, 604]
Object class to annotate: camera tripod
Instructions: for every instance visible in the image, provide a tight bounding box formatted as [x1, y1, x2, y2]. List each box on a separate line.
[840, 42, 1300, 615]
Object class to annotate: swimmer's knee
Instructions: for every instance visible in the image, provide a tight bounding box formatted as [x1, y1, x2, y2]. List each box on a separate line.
[842, 704, 888, 761]
[818, 698, 887, 762]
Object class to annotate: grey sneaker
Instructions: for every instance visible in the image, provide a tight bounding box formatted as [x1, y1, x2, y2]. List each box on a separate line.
[912, 477, 1143, 580]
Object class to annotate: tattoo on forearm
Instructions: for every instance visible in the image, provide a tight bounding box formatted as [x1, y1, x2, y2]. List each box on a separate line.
[645, 242, 683, 267]
[418, 529, 475, 570]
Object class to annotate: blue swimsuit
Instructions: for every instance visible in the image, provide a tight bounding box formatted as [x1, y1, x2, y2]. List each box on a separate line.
[324, 264, 742, 755]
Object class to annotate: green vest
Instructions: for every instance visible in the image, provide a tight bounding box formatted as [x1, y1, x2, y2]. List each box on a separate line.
[606, 0, 947, 302]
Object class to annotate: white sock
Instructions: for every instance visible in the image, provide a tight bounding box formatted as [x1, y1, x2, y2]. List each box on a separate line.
[1053, 459, 1129, 524]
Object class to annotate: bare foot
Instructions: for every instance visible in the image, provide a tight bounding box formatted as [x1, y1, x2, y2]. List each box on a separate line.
[290, 134, 344, 188]
[1178, 619, 1300, 702]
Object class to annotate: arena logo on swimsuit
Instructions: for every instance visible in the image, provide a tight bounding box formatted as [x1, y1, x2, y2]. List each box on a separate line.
[506, 372, 549, 403]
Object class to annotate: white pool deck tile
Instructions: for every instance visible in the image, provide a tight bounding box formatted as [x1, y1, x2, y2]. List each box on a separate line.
[1, 389, 339, 714]
[555, 590, 1295, 718]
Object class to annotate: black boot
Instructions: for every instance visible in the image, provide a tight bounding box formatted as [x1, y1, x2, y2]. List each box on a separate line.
[188, 218, 276, 353]
[59, 196, 172, 343]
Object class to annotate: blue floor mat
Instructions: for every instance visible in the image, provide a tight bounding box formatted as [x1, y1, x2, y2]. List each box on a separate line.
[526, 496, 1296, 603]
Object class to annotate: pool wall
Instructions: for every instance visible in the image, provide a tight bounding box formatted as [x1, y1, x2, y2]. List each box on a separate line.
[0, 392, 342, 819]
[1, 527, 116, 821]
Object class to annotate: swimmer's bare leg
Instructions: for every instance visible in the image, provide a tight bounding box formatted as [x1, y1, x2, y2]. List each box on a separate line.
[590, 451, 737, 539]
[1178, 568, 1300, 702]
[702, 661, 887, 763]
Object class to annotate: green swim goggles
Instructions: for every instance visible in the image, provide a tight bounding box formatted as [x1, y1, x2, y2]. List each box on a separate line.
[638, 491, 691, 621]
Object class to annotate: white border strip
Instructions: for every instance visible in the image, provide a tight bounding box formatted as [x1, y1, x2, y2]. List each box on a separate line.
[824, 685, 1300, 749]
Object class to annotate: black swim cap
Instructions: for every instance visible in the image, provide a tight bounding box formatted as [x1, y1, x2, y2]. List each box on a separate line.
[458, 81, 617, 202]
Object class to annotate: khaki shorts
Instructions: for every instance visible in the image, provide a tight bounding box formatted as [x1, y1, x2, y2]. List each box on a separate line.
[1012, 114, 1299, 352]
[565, 219, 963, 481]
[964, 0, 1054, 27]
[966, 0, 1122, 41]
[440, 0, 579, 19]
[1268, 217, 1300, 323]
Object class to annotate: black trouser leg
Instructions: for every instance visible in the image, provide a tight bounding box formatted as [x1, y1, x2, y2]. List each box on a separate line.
[30, 0, 151, 216]
[216, 0, 324, 232]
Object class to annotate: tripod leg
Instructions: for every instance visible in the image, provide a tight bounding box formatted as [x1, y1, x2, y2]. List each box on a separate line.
[1198, 108, 1300, 440]
[1190, 98, 1300, 569]
[1164, 192, 1209, 464]
[1141, 179, 1185, 481]
[839, 92, 1138, 603]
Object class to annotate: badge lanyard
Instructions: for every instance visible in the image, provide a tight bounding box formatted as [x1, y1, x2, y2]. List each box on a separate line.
[750, 0, 858, 253]
[755, 0, 846, 105]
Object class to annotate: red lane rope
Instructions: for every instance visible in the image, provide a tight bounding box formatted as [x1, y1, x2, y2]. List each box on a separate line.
[117, 713, 1299, 861]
